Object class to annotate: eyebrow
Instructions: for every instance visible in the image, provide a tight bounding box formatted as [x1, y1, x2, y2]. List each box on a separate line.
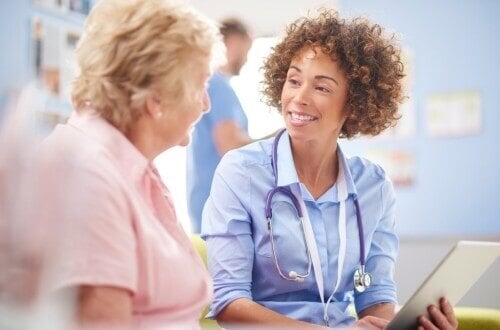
[289, 65, 339, 86]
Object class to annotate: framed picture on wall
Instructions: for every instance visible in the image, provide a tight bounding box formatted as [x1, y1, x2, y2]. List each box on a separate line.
[68, 0, 91, 15]
[33, 0, 66, 13]
[363, 149, 416, 188]
[30, 15, 82, 130]
[425, 90, 482, 138]
[31, 17, 61, 96]
[33, 0, 92, 16]
[31, 16, 82, 96]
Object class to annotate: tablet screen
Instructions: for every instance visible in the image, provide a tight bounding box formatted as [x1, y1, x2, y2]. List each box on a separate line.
[386, 241, 500, 330]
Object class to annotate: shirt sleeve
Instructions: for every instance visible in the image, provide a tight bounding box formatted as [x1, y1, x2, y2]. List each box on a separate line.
[354, 177, 399, 314]
[47, 163, 138, 294]
[205, 76, 244, 125]
[200, 153, 254, 318]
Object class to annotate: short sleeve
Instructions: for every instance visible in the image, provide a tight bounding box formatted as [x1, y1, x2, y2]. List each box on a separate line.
[354, 178, 399, 313]
[47, 164, 138, 293]
[205, 75, 244, 125]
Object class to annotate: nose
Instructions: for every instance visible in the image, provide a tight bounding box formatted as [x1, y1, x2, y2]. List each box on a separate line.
[292, 84, 310, 106]
[202, 90, 210, 113]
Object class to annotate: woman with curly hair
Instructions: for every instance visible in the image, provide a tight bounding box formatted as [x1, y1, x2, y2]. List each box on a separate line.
[201, 9, 458, 329]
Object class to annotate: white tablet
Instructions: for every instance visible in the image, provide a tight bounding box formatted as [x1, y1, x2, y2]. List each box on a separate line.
[386, 240, 500, 330]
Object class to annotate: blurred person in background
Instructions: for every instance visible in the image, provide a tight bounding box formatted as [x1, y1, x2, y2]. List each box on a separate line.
[186, 17, 253, 233]
[202, 9, 458, 330]
[0, 0, 223, 328]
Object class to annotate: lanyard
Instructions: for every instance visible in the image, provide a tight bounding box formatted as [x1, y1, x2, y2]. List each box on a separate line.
[290, 155, 349, 326]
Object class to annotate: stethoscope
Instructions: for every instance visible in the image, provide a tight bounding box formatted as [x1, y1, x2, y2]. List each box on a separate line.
[264, 129, 371, 325]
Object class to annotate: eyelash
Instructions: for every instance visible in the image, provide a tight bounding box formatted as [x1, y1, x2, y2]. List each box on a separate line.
[287, 78, 331, 93]
[316, 86, 331, 93]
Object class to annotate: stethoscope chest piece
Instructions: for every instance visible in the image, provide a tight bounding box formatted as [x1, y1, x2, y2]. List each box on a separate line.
[353, 266, 372, 293]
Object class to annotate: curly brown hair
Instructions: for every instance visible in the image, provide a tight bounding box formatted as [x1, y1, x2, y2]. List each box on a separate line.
[262, 9, 406, 138]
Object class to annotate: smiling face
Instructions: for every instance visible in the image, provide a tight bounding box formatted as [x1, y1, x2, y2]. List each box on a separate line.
[280, 47, 349, 146]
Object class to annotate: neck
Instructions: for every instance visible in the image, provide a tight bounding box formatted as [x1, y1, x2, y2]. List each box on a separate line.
[125, 117, 161, 162]
[291, 139, 339, 200]
[218, 65, 234, 77]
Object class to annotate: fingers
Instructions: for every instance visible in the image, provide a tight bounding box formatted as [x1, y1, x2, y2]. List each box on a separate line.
[440, 298, 458, 329]
[417, 297, 458, 330]
[418, 314, 439, 330]
[427, 304, 450, 329]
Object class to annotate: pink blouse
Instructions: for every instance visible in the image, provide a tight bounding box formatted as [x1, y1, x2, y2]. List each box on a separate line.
[40, 111, 211, 329]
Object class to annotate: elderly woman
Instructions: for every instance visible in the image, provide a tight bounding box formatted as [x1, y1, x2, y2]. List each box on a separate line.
[202, 9, 458, 330]
[29, 0, 223, 328]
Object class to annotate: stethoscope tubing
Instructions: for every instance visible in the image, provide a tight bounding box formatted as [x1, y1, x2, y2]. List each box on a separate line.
[265, 128, 369, 282]
[353, 199, 366, 266]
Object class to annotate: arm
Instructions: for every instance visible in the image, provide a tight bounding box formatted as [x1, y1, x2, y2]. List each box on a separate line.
[213, 120, 253, 156]
[44, 165, 137, 324]
[208, 74, 252, 156]
[358, 302, 396, 320]
[77, 286, 132, 328]
[213, 121, 281, 156]
[203, 156, 325, 329]
[354, 178, 399, 316]
[348, 302, 395, 330]
[217, 298, 327, 329]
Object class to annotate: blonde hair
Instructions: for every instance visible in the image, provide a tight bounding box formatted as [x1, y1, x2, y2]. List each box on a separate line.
[72, 0, 224, 132]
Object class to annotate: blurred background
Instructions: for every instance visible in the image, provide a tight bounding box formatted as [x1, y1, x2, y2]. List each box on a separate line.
[1, 0, 498, 310]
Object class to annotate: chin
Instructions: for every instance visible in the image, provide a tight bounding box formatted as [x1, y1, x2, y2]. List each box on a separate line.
[285, 123, 307, 138]
[178, 135, 191, 147]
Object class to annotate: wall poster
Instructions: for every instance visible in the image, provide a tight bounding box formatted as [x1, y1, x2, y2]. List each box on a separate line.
[425, 91, 481, 138]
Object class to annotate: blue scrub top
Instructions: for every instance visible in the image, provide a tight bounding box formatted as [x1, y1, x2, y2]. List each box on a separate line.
[201, 132, 399, 327]
[187, 71, 248, 233]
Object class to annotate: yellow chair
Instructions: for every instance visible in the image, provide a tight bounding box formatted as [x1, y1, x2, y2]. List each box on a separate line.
[455, 307, 500, 330]
[191, 235, 221, 330]
[190, 235, 500, 330]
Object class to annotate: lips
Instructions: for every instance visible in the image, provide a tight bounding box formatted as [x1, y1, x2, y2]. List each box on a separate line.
[290, 112, 317, 121]
[287, 110, 318, 127]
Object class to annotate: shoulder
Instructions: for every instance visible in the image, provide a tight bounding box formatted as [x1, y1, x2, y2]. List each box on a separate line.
[35, 125, 133, 229]
[346, 154, 392, 190]
[208, 72, 233, 94]
[346, 155, 396, 207]
[215, 138, 273, 178]
[204, 73, 243, 120]
[39, 124, 120, 184]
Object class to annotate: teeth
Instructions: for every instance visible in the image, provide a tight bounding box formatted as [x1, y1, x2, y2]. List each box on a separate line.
[291, 113, 315, 121]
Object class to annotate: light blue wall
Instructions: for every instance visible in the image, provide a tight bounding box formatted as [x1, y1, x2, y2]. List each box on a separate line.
[0, 0, 31, 107]
[339, 0, 500, 237]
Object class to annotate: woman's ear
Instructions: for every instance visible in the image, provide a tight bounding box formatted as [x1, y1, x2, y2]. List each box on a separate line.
[145, 90, 163, 119]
